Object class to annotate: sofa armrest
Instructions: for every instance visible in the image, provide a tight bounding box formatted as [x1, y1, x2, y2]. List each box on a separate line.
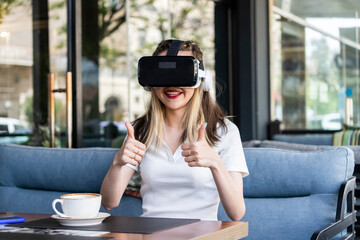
[311, 177, 357, 240]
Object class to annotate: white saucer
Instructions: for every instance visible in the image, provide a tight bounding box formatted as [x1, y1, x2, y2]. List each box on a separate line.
[51, 212, 110, 226]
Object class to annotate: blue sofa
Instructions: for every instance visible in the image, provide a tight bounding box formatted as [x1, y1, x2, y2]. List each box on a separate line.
[0, 144, 356, 239]
[272, 133, 334, 146]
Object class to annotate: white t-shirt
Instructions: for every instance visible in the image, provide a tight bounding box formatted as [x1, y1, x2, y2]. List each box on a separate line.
[126, 119, 249, 220]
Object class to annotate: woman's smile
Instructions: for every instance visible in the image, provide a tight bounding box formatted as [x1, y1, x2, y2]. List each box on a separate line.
[164, 89, 183, 99]
[155, 86, 195, 111]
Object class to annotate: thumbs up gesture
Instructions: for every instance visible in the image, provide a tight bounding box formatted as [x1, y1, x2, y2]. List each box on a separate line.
[114, 122, 146, 167]
[181, 123, 221, 168]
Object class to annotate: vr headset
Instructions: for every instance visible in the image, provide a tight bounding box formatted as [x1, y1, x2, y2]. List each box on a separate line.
[138, 40, 212, 91]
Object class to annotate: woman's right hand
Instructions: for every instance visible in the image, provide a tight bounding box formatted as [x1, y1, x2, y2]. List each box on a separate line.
[113, 122, 146, 167]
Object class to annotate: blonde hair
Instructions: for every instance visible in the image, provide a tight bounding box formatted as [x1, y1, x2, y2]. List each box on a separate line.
[134, 39, 226, 149]
[142, 85, 205, 149]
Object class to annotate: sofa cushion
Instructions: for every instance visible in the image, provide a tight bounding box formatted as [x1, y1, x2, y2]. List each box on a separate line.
[258, 140, 360, 164]
[273, 134, 334, 145]
[0, 186, 71, 214]
[334, 129, 360, 146]
[243, 147, 354, 197]
[259, 140, 329, 151]
[348, 146, 360, 164]
[0, 144, 143, 217]
[242, 140, 261, 148]
[0, 186, 143, 217]
[0, 144, 117, 193]
[218, 194, 339, 240]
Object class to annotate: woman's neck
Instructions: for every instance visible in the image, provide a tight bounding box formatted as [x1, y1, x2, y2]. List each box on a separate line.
[164, 108, 186, 128]
[163, 109, 186, 154]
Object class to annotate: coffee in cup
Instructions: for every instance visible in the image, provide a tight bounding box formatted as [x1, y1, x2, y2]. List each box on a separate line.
[52, 193, 101, 218]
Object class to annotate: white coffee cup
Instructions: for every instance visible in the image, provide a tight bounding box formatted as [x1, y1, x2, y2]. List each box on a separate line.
[52, 193, 102, 218]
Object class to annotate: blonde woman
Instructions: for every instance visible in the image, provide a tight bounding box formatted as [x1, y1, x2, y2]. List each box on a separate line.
[100, 40, 249, 221]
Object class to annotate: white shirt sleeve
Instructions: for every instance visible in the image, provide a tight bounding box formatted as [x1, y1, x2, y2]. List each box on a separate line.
[217, 119, 249, 177]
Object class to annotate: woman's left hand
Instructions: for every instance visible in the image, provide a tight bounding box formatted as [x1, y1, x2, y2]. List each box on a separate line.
[181, 123, 221, 169]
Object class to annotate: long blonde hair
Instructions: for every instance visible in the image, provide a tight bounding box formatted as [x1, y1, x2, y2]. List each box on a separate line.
[134, 39, 226, 149]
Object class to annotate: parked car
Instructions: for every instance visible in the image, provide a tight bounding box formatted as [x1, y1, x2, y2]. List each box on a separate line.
[308, 113, 342, 130]
[0, 117, 32, 144]
[0, 117, 32, 134]
[321, 113, 342, 130]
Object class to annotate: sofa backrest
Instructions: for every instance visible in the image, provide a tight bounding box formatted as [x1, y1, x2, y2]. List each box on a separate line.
[258, 138, 360, 164]
[237, 146, 354, 240]
[0, 144, 143, 216]
[242, 147, 354, 198]
[0, 144, 117, 193]
[273, 133, 334, 145]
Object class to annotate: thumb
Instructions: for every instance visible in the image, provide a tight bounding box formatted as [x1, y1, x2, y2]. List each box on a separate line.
[125, 121, 135, 139]
[197, 122, 207, 142]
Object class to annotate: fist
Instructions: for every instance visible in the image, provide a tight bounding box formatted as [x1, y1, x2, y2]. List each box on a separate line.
[114, 122, 146, 166]
[181, 123, 220, 169]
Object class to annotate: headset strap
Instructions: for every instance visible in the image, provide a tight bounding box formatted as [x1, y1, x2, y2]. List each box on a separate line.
[199, 61, 204, 70]
[167, 40, 205, 70]
[167, 40, 184, 56]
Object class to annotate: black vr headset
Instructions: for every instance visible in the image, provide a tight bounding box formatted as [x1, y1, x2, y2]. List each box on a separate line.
[138, 40, 212, 91]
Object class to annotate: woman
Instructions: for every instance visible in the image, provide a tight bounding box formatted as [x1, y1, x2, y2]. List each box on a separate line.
[100, 40, 248, 221]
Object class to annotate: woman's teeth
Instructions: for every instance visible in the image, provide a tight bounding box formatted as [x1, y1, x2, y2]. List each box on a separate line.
[165, 91, 181, 96]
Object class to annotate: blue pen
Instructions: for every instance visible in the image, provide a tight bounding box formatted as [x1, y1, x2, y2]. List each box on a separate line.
[0, 216, 25, 224]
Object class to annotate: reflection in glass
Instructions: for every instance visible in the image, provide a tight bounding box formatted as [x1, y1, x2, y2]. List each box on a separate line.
[82, 0, 214, 147]
[0, 0, 215, 147]
[271, 15, 307, 129]
[305, 29, 342, 130]
[0, 1, 70, 146]
[271, 1, 360, 130]
[49, 0, 68, 147]
[343, 45, 360, 126]
[0, 2, 33, 145]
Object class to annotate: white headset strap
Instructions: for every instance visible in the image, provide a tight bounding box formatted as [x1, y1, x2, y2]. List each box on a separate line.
[198, 69, 205, 78]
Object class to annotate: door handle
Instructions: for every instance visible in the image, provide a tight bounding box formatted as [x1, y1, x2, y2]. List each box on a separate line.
[48, 72, 73, 148]
[66, 72, 72, 149]
[48, 73, 55, 148]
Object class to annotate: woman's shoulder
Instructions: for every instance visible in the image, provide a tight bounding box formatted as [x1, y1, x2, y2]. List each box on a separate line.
[216, 118, 240, 137]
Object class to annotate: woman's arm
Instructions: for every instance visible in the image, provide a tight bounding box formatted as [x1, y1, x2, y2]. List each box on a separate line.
[100, 161, 135, 210]
[100, 122, 146, 210]
[181, 123, 245, 221]
[210, 163, 245, 221]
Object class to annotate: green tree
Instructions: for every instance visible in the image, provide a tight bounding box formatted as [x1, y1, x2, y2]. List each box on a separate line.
[0, 0, 24, 24]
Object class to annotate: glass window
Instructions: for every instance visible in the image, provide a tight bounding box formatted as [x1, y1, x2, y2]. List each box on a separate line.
[82, 0, 215, 147]
[270, 1, 360, 130]
[0, 1, 34, 145]
[0, 0, 215, 147]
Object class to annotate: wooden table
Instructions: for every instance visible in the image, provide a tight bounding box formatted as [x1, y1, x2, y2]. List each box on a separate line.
[0, 212, 248, 240]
